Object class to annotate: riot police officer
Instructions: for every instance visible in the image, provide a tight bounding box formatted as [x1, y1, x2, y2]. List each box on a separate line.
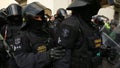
[14, 2, 65, 68]
[56, 0, 103, 68]
[56, 0, 118, 68]
[1, 3, 23, 68]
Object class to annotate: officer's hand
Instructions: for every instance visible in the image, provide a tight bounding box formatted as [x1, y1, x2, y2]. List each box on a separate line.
[107, 47, 117, 62]
[102, 46, 117, 64]
[49, 46, 66, 60]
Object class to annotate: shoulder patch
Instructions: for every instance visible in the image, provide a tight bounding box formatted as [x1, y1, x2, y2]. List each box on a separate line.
[61, 28, 70, 38]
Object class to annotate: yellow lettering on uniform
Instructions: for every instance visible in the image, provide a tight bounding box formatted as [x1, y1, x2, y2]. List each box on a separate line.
[37, 45, 47, 52]
[94, 39, 101, 43]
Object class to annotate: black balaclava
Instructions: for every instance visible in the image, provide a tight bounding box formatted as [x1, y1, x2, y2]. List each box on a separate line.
[8, 15, 22, 26]
[72, 1, 101, 23]
[28, 19, 44, 31]
[27, 11, 47, 34]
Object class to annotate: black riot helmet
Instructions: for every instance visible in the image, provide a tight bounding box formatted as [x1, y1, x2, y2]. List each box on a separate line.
[6, 3, 22, 25]
[6, 3, 22, 17]
[67, 0, 100, 10]
[21, 2, 51, 31]
[56, 8, 68, 19]
[67, 0, 101, 22]
[23, 1, 51, 22]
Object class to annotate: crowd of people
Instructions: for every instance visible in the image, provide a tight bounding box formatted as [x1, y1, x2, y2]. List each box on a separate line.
[0, 0, 119, 68]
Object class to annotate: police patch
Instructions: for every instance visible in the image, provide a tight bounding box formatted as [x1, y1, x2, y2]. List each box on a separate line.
[61, 28, 70, 38]
[37, 45, 47, 52]
[15, 38, 21, 45]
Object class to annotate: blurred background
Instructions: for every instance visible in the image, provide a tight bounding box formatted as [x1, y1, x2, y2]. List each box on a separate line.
[0, 0, 119, 21]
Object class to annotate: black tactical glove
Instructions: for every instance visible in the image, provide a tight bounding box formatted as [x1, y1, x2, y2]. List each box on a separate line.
[49, 46, 66, 60]
[107, 47, 118, 64]
[101, 46, 117, 64]
[108, 47, 117, 59]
